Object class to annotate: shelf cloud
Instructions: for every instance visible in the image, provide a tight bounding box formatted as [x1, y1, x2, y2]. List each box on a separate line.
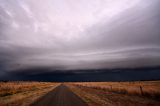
[0, 0, 160, 78]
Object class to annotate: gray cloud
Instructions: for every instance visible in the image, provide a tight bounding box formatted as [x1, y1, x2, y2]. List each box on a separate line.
[0, 0, 160, 76]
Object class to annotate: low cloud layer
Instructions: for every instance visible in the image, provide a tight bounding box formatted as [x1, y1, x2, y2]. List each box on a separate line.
[0, 0, 160, 78]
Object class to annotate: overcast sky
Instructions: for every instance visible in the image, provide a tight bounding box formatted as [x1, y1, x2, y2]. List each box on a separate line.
[0, 0, 160, 77]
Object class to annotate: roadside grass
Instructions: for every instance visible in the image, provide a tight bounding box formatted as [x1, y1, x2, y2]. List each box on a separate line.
[67, 82, 160, 106]
[0, 81, 59, 106]
[72, 81, 160, 99]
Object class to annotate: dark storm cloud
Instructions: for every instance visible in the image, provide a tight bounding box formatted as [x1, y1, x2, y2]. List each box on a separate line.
[0, 0, 160, 79]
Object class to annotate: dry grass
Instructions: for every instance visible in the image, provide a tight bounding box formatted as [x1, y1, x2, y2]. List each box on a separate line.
[0, 81, 59, 106]
[67, 83, 160, 106]
[72, 81, 160, 99]
[66, 81, 160, 106]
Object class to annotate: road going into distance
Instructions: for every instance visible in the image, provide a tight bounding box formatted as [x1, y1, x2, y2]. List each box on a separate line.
[31, 84, 88, 106]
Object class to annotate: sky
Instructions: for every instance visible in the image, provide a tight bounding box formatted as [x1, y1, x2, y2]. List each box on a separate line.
[0, 0, 160, 80]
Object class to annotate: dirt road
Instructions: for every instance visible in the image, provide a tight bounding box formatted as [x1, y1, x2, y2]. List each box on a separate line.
[31, 84, 88, 106]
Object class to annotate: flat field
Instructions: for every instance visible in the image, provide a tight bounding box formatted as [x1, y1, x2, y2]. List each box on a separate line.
[0, 81, 160, 106]
[0, 81, 59, 106]
[67, 81, 160, 106]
